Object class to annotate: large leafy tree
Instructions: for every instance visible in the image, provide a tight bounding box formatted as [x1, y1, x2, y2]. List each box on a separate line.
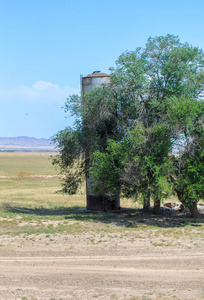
[88, 35, 204, 214]
[53, 35, 204, 216]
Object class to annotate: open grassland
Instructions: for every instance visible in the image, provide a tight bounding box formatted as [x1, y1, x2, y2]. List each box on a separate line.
[0, 152, 57, 176]
[0, 152, 203, 300]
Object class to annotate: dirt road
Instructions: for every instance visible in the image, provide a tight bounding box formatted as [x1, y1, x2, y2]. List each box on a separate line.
[0, 232, 203, 300]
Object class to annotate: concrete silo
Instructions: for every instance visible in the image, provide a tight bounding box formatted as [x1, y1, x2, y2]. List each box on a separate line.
[81, 71, 120, 211]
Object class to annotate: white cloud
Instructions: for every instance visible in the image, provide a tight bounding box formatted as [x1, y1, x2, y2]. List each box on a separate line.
[32, 81, 59, 90]
[0, 81, 79, 104]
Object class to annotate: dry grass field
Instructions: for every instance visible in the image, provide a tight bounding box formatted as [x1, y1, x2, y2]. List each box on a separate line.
[0, 152, 203, 300]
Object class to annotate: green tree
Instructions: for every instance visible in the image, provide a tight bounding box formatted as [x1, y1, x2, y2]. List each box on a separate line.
[52, 85, 120, 194]
[53, 34, 204, 216]
[88, 35, 204, 214]
[89, 122, 173, 213]
[168, 97, 204, 218]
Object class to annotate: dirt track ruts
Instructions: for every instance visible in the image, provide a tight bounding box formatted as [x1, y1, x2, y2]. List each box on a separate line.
[0, 249, 203, 300]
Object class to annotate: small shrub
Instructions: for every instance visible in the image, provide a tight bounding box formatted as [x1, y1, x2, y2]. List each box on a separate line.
[17, 171, 31, 180]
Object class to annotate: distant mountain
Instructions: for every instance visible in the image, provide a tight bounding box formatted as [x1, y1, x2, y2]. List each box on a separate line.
[0, 136, 53, 146]
[0, 136, 56, 152]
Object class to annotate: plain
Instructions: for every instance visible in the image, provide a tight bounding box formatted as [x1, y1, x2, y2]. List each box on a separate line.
[0, 152, 203, 300]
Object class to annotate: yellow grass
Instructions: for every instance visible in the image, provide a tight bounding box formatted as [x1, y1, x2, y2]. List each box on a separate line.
[0, 152, 57, 176]
[0, 151, 203, 247]
[0, 152, 136, 210]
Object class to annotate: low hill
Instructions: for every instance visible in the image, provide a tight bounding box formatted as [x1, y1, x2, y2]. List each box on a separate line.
[0, 136, 56, 152]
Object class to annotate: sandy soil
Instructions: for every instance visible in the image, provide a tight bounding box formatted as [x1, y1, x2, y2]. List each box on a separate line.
[0, 222, 203, 300]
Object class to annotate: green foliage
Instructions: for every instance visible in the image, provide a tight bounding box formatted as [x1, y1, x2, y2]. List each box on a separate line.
[52, 127, 85, 194]
[169, 98, 204, 209]
[53, 34, 204, 212]
[52, 127, 82, 169]
[89, 140, 123, 196]
[121, 123, 173, 202]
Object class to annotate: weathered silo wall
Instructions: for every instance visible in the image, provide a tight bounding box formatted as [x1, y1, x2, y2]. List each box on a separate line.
[81, 71, 120, 211]
[82, 71, 111, 93]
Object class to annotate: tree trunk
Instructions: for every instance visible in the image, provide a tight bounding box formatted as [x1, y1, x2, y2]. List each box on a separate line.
[143, 190, 150, 212]
[188, 202, 200, 218]
[153, 198, 160, 214]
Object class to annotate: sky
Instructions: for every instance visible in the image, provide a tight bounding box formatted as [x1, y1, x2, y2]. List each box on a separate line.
[0, 0, 203, 139]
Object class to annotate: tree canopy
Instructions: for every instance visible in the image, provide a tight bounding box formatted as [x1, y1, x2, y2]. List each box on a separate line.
[52, 34, 204, 218]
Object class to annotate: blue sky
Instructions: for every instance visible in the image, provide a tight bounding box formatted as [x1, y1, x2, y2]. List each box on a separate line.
[0, 0, 203, 138]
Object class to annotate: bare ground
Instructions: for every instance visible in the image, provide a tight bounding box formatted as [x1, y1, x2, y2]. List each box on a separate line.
[0, 210, 204, 300]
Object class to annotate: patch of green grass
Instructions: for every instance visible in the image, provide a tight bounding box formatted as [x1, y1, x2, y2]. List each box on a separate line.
[93, 293, 104, 298]
[110, 294, 119, 299]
